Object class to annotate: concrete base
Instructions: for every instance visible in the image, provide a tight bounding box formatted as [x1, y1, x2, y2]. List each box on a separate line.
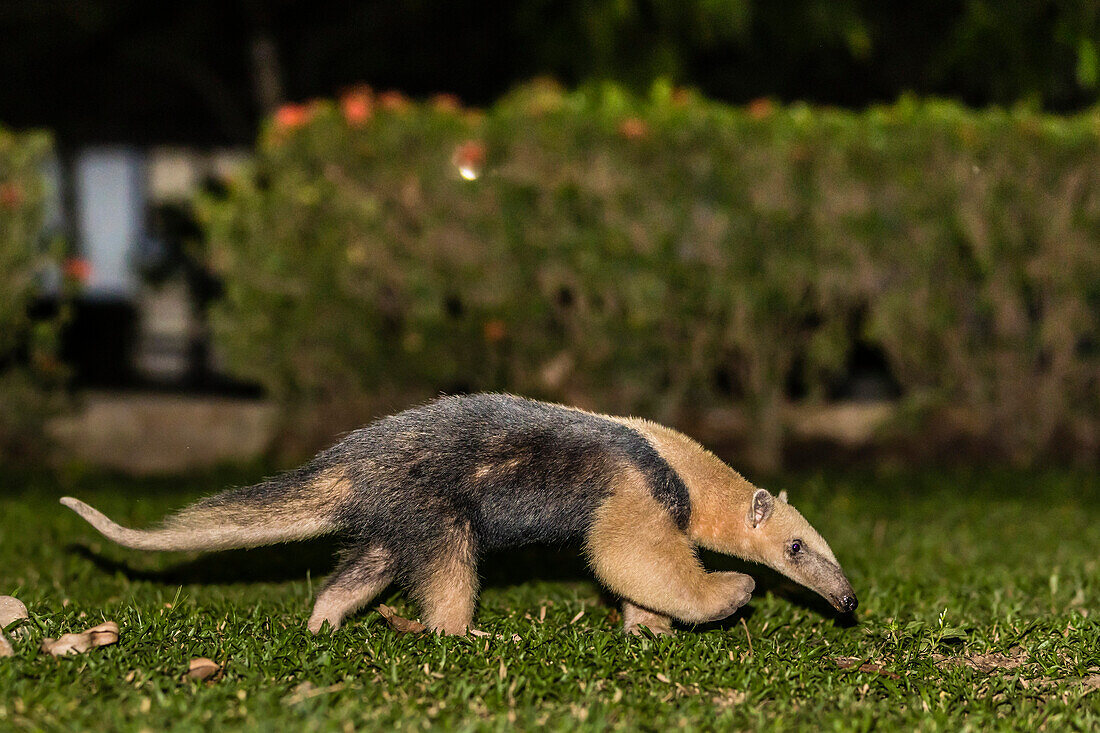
[48, 391, 278, 475]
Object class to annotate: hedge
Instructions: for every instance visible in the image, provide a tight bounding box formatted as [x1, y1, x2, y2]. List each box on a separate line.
[0, 127, 66, 461]
[200, 81, 1100, 468]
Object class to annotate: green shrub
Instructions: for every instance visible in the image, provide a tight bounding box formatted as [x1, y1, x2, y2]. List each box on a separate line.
[0, 127, 66, 461]
[201, 83, 1100, 468]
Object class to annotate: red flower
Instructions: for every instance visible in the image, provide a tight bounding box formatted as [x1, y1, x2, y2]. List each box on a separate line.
[63, 257, 93, 283]
[340, 88, 373, 125]
[618, 117, 648, 140]
[483, 319, 507, 343]
[0, 182, 23, 209]
[748, 98, 773, 120]
[452, 140, 486, 180]
[274, 104, 311, 130]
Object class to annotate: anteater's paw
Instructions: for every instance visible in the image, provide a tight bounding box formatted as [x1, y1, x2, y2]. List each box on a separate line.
[622, 602, 675, 636]
[703, 572, 755, 622]
[306, 616, 340, 635]
[624, 620, 675, 636]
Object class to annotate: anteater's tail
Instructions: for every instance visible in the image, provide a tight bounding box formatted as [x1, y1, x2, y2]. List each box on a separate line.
[60, 467, 352, 552]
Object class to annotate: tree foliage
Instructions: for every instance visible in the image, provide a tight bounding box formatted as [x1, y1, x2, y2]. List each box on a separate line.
[1, 1, 1097, 144]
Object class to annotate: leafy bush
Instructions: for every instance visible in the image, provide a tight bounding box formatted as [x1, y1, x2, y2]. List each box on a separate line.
[0, 127, 66, 461]
[201, 82, 1100, 468]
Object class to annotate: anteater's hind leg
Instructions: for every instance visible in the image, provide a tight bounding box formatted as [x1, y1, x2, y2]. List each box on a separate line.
[407, 524, 479, 635]
[308, 546, 394, 634]
[621, 601, 674, 636]
[586, 469, 754, 625]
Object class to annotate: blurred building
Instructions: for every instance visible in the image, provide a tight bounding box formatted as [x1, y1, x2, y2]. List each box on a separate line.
[44, 146, 249, 390]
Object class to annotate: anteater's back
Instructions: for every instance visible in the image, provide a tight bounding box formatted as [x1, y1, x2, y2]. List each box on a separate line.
[325, 394, 689, 551]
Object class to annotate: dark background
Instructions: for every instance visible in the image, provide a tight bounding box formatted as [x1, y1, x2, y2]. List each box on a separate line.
[3, 0, 1098, 146]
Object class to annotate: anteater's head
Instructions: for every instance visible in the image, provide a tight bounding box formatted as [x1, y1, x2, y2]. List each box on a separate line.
[744, 488, 857, 614]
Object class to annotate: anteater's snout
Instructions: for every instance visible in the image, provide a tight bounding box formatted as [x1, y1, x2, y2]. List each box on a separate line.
[837, 595, 858, 613]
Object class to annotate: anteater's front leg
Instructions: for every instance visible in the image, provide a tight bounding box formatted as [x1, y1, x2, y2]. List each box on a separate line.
[586, 472, 754, 625]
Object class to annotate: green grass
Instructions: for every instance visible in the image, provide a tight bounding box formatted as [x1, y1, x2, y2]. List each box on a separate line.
[2, 466, 1098, 731]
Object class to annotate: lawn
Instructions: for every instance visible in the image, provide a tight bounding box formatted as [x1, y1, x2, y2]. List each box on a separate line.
[1, 466, 1098, 731]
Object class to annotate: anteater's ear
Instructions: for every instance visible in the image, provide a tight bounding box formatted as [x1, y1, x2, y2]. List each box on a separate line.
[777, 490, 788, 504]
[749, 489, 774, 529]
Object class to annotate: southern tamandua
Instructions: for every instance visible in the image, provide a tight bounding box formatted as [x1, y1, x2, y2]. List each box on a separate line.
[62, 393, 857, 636]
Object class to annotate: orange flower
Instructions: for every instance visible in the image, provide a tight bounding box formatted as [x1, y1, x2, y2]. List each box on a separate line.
[748, 98, 773, 120]
[274, 104, 311, 130]
[618, 117, 648, 140]
[63, 257, 93, 283]
[483, 319, 507, 343]
[452, 140, 486, 180]
[340, 89, 373, 125]
[378, 90, 410, 112]
[0, 182, 23, 209]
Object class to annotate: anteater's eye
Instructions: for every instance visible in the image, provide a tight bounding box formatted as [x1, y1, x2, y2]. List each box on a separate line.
[789, 540, 803, 555]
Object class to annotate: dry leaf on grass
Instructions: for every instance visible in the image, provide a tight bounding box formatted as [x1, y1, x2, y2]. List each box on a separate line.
[40, 621, 119, 657]
[833, 656, 901, 680]
[377, 604, 426, 634]
[467, 628, 523, 642]
[0, 631, 12, 658]
[1079, 674, 1100, 696]
[711, 689, 747, 709]
[934, 646, 1028, 673]
[187, 657, 221, 681]
[0, 596, 29, 637]
[284, 681, 346, 705]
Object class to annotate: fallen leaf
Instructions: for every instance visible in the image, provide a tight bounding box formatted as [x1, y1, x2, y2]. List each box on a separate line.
[377, 604, 426, 634]
[187, 657, 221, 681]
[934, 646, 1028, 673]
[1079, 674, 1100, 696]
[570, 610, 584, 624]
[711, 689, 747, 709]
[0, 631, 12, 657]
[656, 673, 671, 684]
[87, 622, 119, 646]
[0, 596, 29, 637]
[834, 656, 901, 680]
[284, 681, 346, 705]
[40, 621, 119, 657]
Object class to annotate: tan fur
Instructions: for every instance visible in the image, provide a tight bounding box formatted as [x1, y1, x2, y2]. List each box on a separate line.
[415, 528, 479, 635]
[613, 418, 759, 556]
[472, 457, 525, 480]
[584, 465, 754, 624]
[621, 601, 674, 636]
[307, 547, 394, 633]
[60, 468, 352, 552]
[610, 416, 851, 612]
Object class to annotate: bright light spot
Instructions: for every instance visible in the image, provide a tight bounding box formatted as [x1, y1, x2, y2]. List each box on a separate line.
[458, 165, 479, 181]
